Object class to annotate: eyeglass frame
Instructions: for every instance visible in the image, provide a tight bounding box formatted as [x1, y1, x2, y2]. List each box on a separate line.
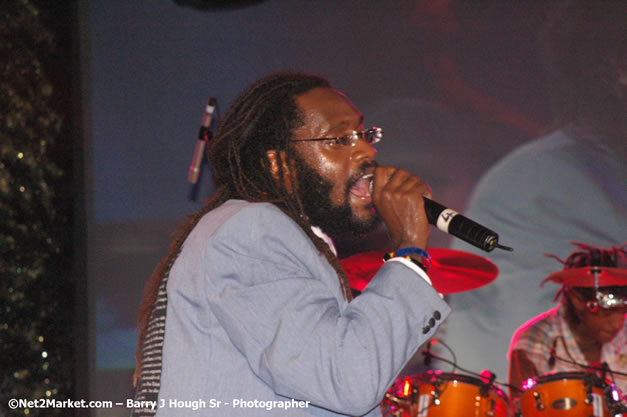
[291, 126, 383, 147]
[566, 286, 627, 312]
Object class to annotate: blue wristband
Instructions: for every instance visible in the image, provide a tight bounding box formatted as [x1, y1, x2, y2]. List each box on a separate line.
[394, 247, 430, 260]
[382, 247, 431, 271]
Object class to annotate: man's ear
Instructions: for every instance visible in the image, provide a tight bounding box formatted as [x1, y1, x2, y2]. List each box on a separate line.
[265, 150, 291, 182]
[265, 150, 295, 193]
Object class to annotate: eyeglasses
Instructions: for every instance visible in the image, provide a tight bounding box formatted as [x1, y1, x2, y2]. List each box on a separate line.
[567, 287, 627, 313]
[292, 127, 383, 147]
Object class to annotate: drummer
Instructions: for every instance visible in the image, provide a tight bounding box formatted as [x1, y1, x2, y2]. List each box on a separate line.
[508, 243, 626, 393]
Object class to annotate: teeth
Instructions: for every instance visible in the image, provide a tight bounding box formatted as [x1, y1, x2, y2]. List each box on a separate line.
[350, 173, 374, 199]
[362, 174, 373, 194]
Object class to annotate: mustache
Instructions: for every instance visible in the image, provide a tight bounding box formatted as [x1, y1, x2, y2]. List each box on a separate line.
[355, 160, 378, 179]
[347, 160, 379, 190]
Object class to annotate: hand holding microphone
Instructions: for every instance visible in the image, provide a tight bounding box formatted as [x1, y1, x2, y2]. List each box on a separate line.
[372, 166, 432, 251]
[372, 166, 512, 253]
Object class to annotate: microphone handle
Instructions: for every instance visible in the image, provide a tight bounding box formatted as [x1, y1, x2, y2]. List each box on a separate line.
[188, 98, 217, 184]
[188, 127, 213, 184]
[423, 198, 502, 253]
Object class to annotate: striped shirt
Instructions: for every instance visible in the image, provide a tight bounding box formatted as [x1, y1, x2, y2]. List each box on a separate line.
[508, 304, 626, 393]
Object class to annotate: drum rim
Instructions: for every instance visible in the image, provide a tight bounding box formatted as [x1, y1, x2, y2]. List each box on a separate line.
[410, 371, 509, 399]
[532, 371, 599, 384]
[413, 371, 483, 385]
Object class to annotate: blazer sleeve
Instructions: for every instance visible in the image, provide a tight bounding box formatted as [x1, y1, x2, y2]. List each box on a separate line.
[203, 204, 451, 416]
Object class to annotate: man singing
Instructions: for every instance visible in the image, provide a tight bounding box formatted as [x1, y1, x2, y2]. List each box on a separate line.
[131, 72, 450, 416]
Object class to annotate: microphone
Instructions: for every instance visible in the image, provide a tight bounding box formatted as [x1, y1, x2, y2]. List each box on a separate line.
[423, 198, 513, 252]
[548, 337, 558, 368]
[188, 97, 217, 184]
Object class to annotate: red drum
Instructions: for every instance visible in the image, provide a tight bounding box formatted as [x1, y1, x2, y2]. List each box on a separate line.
[383, 371, 510, 417]
[519, 372, 610, 417]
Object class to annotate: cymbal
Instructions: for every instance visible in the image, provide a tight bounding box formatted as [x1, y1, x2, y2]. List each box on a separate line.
[340, 248, 498, 294]
[543, 266, 627, 288]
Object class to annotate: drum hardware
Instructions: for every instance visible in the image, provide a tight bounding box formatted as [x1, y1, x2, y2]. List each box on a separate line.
[532, 391, 544, 410]
[584, 386, 593, 405]
[381, 393, 405, 417]
[382, 392, 409, 416]
[478, 370, 501, 416]
[598, 361, 626, 414]
[604, 383, 627, 415]
[551, 397, 577, 410]
[430, 385, 442, 406]
[480, 371, 497, 397]
[430, 376, 443, 406]
[608, 401, 627, 415]
[583, 372, 598, 405]
[382, 377, 424, 417]
[487, 398, 497, 417]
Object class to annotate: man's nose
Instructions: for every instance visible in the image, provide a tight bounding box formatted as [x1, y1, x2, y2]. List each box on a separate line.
[350, 137, 377, 163]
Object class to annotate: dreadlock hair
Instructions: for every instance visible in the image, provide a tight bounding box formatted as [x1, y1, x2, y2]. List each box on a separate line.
[134, 72, 354, 381]
[538, 0, 626, 131]
[546, 242, 627, 326]
[558, 242, 626, 270]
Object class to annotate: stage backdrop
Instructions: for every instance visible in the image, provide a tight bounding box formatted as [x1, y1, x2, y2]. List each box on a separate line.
[82, 0, 560, 415]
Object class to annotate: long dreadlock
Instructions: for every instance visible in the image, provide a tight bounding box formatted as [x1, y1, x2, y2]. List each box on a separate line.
[134, 72, 354, 381]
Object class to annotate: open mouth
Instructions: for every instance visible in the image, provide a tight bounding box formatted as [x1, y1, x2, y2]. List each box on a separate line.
[349, 174, 373, 200]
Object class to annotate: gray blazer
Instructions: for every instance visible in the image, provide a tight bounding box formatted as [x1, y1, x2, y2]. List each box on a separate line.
[156, 200, 450, 416]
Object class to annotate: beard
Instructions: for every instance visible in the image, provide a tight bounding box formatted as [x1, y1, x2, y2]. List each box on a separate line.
[290, 152, 380, 237]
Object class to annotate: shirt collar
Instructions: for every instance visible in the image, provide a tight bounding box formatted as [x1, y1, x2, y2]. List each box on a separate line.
[310, 226, 337, 256]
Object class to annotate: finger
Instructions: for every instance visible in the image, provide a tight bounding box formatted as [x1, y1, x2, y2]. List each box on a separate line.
[422, 184, 433, 200]
[387, 171, 429, 198]
[379, 168, 414, 194]
[395, 175, 422, 193]
[386, 167, 411, 187]
[395, 173, 431, 199]
[372, 166, 398, 192]
[373, 166, 432, 201]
